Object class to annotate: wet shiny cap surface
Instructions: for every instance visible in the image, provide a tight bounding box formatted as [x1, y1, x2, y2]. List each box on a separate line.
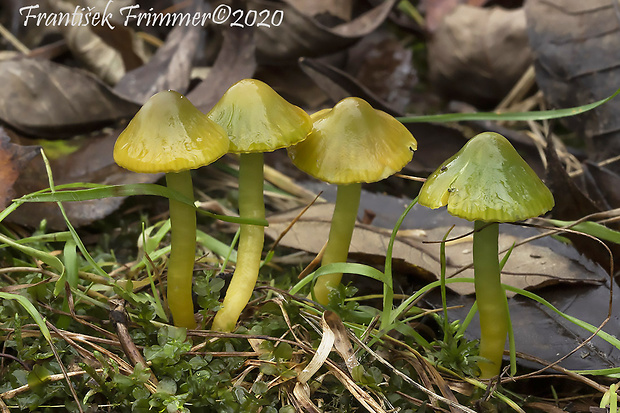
[419, 132, 554, 222]
[114, 90, 229, 173]
[287, 97, 417, 184]
[207, 79, 312, 153]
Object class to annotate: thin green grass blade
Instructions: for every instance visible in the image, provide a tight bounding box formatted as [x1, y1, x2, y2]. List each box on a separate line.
[440, 226, 454, 342]
[381, 196, 418, 331]
[14, 232, 73, 245]
[0, 232, 64, 273]
[503, 285, 620, 349]
[144, 219, 171, 255]
[392, 278, 476, 326]
[574, 367, 620, 377]
[55, 240, 78, 296]
[221, 227, 240, 271]
[0, 292, 52, 342]
[141, 223, 168, 322]
[397, 87, 620, 123]
[457, 301, 478, 337]
[40, 151, 109, 280]
[290, 262, 388, 295]
[15, 183, 268, 226]
[0, 202, 20, 224]
[547, 219, 620, 244]
[500, 242, 517, 376]
[197, 230, 237, 263]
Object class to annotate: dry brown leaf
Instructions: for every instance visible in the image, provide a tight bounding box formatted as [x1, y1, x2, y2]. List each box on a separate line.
[421, 0, 490, 32]
[526, 0, 620, 164]
[0, 58, 139, 138]
[283, 0, 353, 21]
[8, 130, 162, 229]
[188, 26, 257, 113]
[428, 5, 532, 106]
[252, 0, 397, 63]
[0, 129, 40, 209]
[323, 311, 360, 376]
[114, 1, 204, 104]
[51, 0, 145, 85]
[266, 201, 606, 296]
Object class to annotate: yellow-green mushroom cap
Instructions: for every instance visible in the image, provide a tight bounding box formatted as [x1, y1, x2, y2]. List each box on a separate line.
[287, 97, 417, 185]
[114, 90, 229, 173]
[207, 79, 312, 153]
[419, 132, 554, 222]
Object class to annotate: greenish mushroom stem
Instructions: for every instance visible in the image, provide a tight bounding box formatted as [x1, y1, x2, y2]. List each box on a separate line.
[312, 183, 362, 305]
[211, 152, 266, 332]
[165, 170, 198, 329]
[473, 220, 509, 379]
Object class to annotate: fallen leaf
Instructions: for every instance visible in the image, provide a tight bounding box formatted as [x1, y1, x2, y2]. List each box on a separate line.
[346, 32, 418, 114]
[0, 57, 139, 138]
[583, 161, 620, 209]
[253, 0, 397, 63]
[298, 55, 470, 178]
[443, 281, 620, 371]
[0, 129, 40, 209]
[8, 130, 162, 229]
[544, 137, 620, 269]
[299, 57, 400, 115]
[266, 185, 607, 295]
[428, 5, 532, 107]
[525, 0, 620, 166]
[51, 0, 146, 85]
[283, 0, 353, 21]
[421, 0, 490, 32]
[188, 26, 257, 113]
[114, 1, 204, 104]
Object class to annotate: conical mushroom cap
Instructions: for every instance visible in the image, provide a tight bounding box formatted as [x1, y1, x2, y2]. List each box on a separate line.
[287, 97, 417, 184]
[114, 90, 229, 173]
[419, 132, 554, 222]
[207, 79, 312, 153]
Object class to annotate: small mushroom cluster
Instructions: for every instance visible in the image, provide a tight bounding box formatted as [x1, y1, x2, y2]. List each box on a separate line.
[113, 81, 554, 380]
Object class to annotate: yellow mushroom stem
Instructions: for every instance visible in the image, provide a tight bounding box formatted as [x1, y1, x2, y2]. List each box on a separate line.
[212, 152, 265, 332]
[165, 170, 198, 329]
[312, 183, 362, 305]
[473, 220, 509, 379]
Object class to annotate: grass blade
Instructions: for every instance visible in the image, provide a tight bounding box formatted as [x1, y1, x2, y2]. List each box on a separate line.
[16, 183, 268, 226]
[397, 87, 620, 123]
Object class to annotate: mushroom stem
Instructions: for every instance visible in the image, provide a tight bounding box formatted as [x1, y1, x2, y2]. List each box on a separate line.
[312, 183, 362, 305]
[165, 170, 198, 329]
[473, 220, 509, 379]
[212, 152, 266, 332]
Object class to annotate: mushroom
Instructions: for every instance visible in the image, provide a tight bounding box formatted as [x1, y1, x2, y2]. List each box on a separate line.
[418, 131, 554, 378]
[287, 97, 417, 305]
[207, 79, 312, 332]
[114, 90, 229, 329]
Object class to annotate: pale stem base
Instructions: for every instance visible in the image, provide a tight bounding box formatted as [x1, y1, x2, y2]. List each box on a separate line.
[312, 183, 362, 305]
[473, 220, 509, 379]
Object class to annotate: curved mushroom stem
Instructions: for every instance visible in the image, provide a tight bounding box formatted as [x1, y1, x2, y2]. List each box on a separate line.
[166, 170, 198, 329]
[212, 152, 266, 332]
[473, 220, 509, 379]
[312, 183, 362, 305]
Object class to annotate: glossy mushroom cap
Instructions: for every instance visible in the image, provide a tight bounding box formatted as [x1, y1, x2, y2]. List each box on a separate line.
[114, 90, 229, 173]
[419, 132, 554, 222]
[288, 97, 417, 185]
[207, 79, 312, 153]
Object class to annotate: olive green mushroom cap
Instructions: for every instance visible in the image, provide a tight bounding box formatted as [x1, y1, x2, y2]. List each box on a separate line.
[419, 132, 554, 222]
[207, 79, 312, 153]
[114, 90, 229, 173]
[287, 97, 417, 185]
